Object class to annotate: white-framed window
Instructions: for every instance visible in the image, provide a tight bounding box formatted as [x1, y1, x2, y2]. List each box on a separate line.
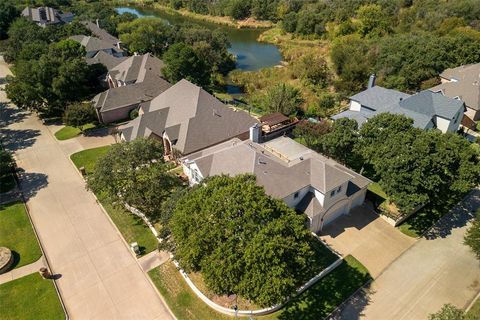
[192, 169, 200, 182]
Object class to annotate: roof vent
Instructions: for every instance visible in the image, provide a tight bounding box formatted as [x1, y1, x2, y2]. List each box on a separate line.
[258, 158, 267, 165]
[213, 109, 221, 117]
[300, 156, 304, 160]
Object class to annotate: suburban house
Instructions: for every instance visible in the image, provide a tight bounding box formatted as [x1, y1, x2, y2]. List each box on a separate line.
[182, 132, 370, 233]
[106, 54, 165, 88]
[70, 35, 124, 59]
[93, 53, 170, 124]
[82, 21, 122, 49]
[86, 51, 127, 71]
[430, 63, 480, 121]
[22, 7, 74, 27]
[332, 75, 465, 133]
[119, 79, 259, 158]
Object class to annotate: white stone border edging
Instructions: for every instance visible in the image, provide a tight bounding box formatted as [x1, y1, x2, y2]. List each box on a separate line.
[124, 203, 344, 317]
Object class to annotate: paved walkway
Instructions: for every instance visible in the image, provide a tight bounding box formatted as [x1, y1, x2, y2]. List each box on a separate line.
[320, 206, 415, 278]
[0, 64, 174, 319]
[333, 188, 480, 320]
[0, 256, 46, 285]
[138, 251, 170, 273]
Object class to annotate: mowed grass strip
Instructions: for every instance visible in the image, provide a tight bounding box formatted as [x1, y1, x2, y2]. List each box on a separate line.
[70, 145, 111, 174]
[97, 194, 158, 256]
[71, 146, 158, 256]
[148, 255, 370, 320]
[0, 201, 42, 269]
[54, 123, 96, 141]
[0, 273, 65, 320]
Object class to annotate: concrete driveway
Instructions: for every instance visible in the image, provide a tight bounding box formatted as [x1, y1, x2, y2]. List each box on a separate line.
[320, 206, 416, 278]
[332, 188, 480, 320]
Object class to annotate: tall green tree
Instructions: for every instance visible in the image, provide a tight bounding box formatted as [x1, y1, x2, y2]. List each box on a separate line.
[168, 174, 316, 306]
[260, 83, 303, 115]
[465, 210, 480, 260]
[118, 18, 174, 56]
[162, 43, 210, 87]
[319, 117, 359, 168]
[87, 139, 181, 220]
[0, 1, 18, 40]
[0, 149, 14, 178]
[63, 102, 97, 132]
[356, 4, 391, 38]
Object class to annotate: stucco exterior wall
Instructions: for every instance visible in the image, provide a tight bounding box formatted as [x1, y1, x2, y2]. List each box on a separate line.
[323, 181, 349, 210]
[283, 185, 311, 208]
[465, 106, 480, 121]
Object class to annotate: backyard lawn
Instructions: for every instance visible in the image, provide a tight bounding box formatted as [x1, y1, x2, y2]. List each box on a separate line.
[70, 145, 111, 174]
[0, 201, 42, 269]
[54, 123, 96, 141]
[71, 146, 158, 256]
[0, 273, 64, 320]
[148, 255, 370, 320]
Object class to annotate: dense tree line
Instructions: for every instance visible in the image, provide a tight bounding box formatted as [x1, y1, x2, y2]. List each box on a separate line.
[4, 19, 105, 117]
[117, 18, 235, 87]
[295, 113, 480, 213]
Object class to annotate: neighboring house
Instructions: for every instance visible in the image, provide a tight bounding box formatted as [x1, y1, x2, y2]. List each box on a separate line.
[182, 133, 370, 233]
[119, 79, 259, 158]
[332, 75, 465, 133]
[86, 51, 127, 71]
[430, 63, 480, 121]
[82, 21, 122, 49]
[93, 53, 170, 124]
[107, 54, 165, 88]
[70, 35, 124, 59]
[22, 7, 74, 27]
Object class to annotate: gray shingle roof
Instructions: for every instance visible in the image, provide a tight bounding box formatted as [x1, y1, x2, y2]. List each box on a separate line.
[184, 136, 370, 201]
[86, 51, 127, 70]
[336, 86, 464, 129]
[109, 54, 165, 85]
[431, 63, 480, 111]
[350, 86, 410, 111]
[82, 21, 120, 46]
[120, 79, 259, 155]
[22, 7, 72, 25]
[93, 73, 171, 112]
[399, 90, 464, 120]
[70, 35, 123, 55]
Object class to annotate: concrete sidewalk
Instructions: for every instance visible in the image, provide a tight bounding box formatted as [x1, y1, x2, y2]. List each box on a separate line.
[0, 257, 46, 285]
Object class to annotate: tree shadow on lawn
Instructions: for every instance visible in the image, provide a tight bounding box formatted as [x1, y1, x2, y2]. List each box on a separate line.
[278, 259, 372, 320]
[82, 127, 110, 138]
[423, 189, 480, 240]
[0, 128, 40, 152]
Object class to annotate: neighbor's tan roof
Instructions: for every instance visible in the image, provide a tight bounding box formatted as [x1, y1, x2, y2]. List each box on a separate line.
[431, 63, 480, 111]
[109, 54, 165, 85]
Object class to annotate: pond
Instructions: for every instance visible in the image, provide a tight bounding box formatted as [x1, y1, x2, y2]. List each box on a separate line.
[115, 6, 282, 72]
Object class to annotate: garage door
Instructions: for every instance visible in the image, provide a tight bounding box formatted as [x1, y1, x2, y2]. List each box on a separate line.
[322, 201, 349, 228]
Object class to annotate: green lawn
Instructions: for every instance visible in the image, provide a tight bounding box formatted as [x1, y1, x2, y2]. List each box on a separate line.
[71, 146, 158, 255]
[0, 201, 42, 269]
[367, 182, 388, 200]
[148, 255, 370, 320]
[467, 297, 480, 319]
[70, 145, 111, 174]
[54, 123, 96, 141]
[0, 173, 16, 193]
[0, 273, 64, 320]
[97, 194, 158, 256]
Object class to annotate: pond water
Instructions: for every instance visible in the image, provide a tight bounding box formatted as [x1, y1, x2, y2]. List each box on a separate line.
[115, 6, 282, 72]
